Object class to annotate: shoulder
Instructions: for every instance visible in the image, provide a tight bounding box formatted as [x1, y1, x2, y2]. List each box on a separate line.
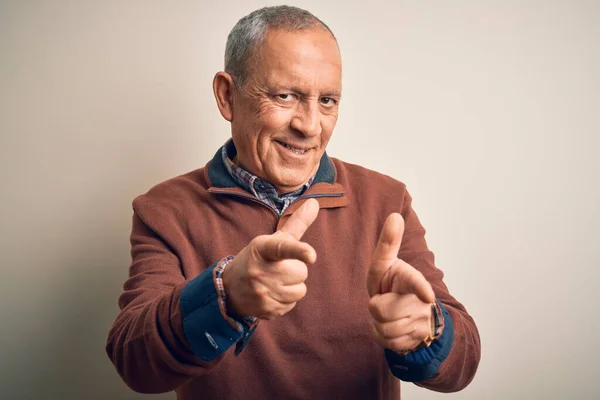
[330, 157, 408, 195]
[132, 167, 208, 223]
[329, 157, 422, 229]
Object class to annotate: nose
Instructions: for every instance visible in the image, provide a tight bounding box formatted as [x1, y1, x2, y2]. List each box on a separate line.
[290, 101, 322, 137]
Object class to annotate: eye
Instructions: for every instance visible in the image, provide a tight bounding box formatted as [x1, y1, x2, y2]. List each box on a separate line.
[320, 97, 338, 106]
[277, 93, 297, 101]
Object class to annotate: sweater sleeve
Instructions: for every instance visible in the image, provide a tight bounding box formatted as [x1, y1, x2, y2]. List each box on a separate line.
[105, 213, 252, 394]
[385, 189, 481, 392]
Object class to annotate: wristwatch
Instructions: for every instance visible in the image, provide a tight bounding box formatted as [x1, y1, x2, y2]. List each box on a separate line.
[423, 301, 445, 347]
[396, 301, 445, 355]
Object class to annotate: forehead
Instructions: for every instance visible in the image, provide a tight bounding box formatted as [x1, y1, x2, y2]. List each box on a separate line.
[252, 28, 342, 92]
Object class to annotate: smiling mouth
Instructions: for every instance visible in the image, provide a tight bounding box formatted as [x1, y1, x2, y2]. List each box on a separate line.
[276, 140, 310, 155]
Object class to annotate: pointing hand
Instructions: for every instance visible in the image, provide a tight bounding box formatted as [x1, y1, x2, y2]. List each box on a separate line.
[223, 199, 320, 320]
[367, 213, 436, 353]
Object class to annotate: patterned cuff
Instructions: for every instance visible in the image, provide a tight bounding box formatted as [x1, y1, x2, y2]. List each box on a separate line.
[215, 256, 258, 328]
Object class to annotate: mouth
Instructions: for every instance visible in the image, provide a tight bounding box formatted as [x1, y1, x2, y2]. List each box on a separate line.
[275, 140, 311, 155]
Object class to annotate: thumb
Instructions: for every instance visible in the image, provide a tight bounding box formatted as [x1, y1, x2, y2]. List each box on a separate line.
[279, 198, 320, 240]
[367, 213, 405, 297]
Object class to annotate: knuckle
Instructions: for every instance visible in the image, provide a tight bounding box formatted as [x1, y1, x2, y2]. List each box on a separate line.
[284, 260, 308, 282]
[418, 305, 431, 320]
[249, 242, 263, 260]
[368, 298, 382, 319]
[247, 262, 270, 281]
[250, 236, 266, 251]
[415, 324, 430, 340]
[252, 235, 272, 255]
[369, 303, 385, 321]
[387, 337, 403, 352]
[374, 302, 389, 320]
[297, 263, 308, 281]
[251, 285, 268, 300]
[254, 234, 271, 243]
[298, 283, 308, 298]
[372, 332, 385, 347]
[262, 302, 295, 321]
[379, 323, 393, 339]
[275, 240, 285, 259]
[390, 337, 410, 353]
[275, 305, 290, 318]
[246, 267, 261, 280]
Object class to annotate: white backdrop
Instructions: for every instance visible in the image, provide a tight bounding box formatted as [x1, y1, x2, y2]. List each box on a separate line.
[1, 1, 599, 399]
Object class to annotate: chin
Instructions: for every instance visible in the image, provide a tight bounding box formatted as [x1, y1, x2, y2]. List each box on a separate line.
[273, 173, 310, 191]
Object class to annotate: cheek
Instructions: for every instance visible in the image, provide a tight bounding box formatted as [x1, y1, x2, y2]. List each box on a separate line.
[255, 104, 293, 135]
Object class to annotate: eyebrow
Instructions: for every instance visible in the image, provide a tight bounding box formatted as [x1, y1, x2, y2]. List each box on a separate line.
[286, 86, 342, 98]
[321, 90, 342, 98]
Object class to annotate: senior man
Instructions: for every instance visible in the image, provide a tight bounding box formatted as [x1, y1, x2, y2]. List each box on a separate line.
[106, 5, 481, 399]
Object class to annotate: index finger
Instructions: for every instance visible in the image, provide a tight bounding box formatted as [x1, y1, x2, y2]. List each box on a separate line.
[279, 198, 320, 240]
[256, 235, 317, 264]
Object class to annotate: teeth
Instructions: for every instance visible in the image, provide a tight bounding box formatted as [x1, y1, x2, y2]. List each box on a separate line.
[283, 142, 307, 154]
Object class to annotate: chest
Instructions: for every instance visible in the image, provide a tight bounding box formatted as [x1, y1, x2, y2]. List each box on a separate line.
[183, 197, 380, 320]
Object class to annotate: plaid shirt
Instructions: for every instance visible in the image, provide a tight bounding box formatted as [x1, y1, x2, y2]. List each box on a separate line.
[221, 140, 315, 215]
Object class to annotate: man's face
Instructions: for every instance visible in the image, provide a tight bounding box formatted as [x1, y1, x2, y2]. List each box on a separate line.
[230, 28, 342, 193]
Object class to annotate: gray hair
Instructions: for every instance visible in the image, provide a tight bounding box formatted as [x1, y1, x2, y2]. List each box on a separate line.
[224, 5, 336, 86]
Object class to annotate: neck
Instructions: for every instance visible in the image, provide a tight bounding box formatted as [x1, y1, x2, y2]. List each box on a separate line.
[232, 156, 311, 194]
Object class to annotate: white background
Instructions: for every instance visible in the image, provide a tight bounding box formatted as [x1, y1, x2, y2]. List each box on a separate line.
[1, 0, 599, 399]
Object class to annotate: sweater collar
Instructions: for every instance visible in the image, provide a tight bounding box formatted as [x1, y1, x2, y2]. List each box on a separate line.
[207, 140, 337, 189]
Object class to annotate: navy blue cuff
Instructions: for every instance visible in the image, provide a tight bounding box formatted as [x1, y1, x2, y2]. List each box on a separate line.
[385, 301, 454, 382]
[180, 261, 254, 361]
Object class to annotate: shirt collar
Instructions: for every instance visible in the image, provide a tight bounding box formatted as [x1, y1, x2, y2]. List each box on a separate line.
[221, 139, 315, 199]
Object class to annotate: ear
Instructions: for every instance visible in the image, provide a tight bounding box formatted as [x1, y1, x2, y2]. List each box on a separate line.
[213, 71, 235, 122]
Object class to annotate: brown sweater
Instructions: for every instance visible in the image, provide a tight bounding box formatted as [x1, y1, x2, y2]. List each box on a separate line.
[106, 148, 481, 399]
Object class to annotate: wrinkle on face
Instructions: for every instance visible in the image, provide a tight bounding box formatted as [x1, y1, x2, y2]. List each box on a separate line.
[229, 27, 342, 193]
